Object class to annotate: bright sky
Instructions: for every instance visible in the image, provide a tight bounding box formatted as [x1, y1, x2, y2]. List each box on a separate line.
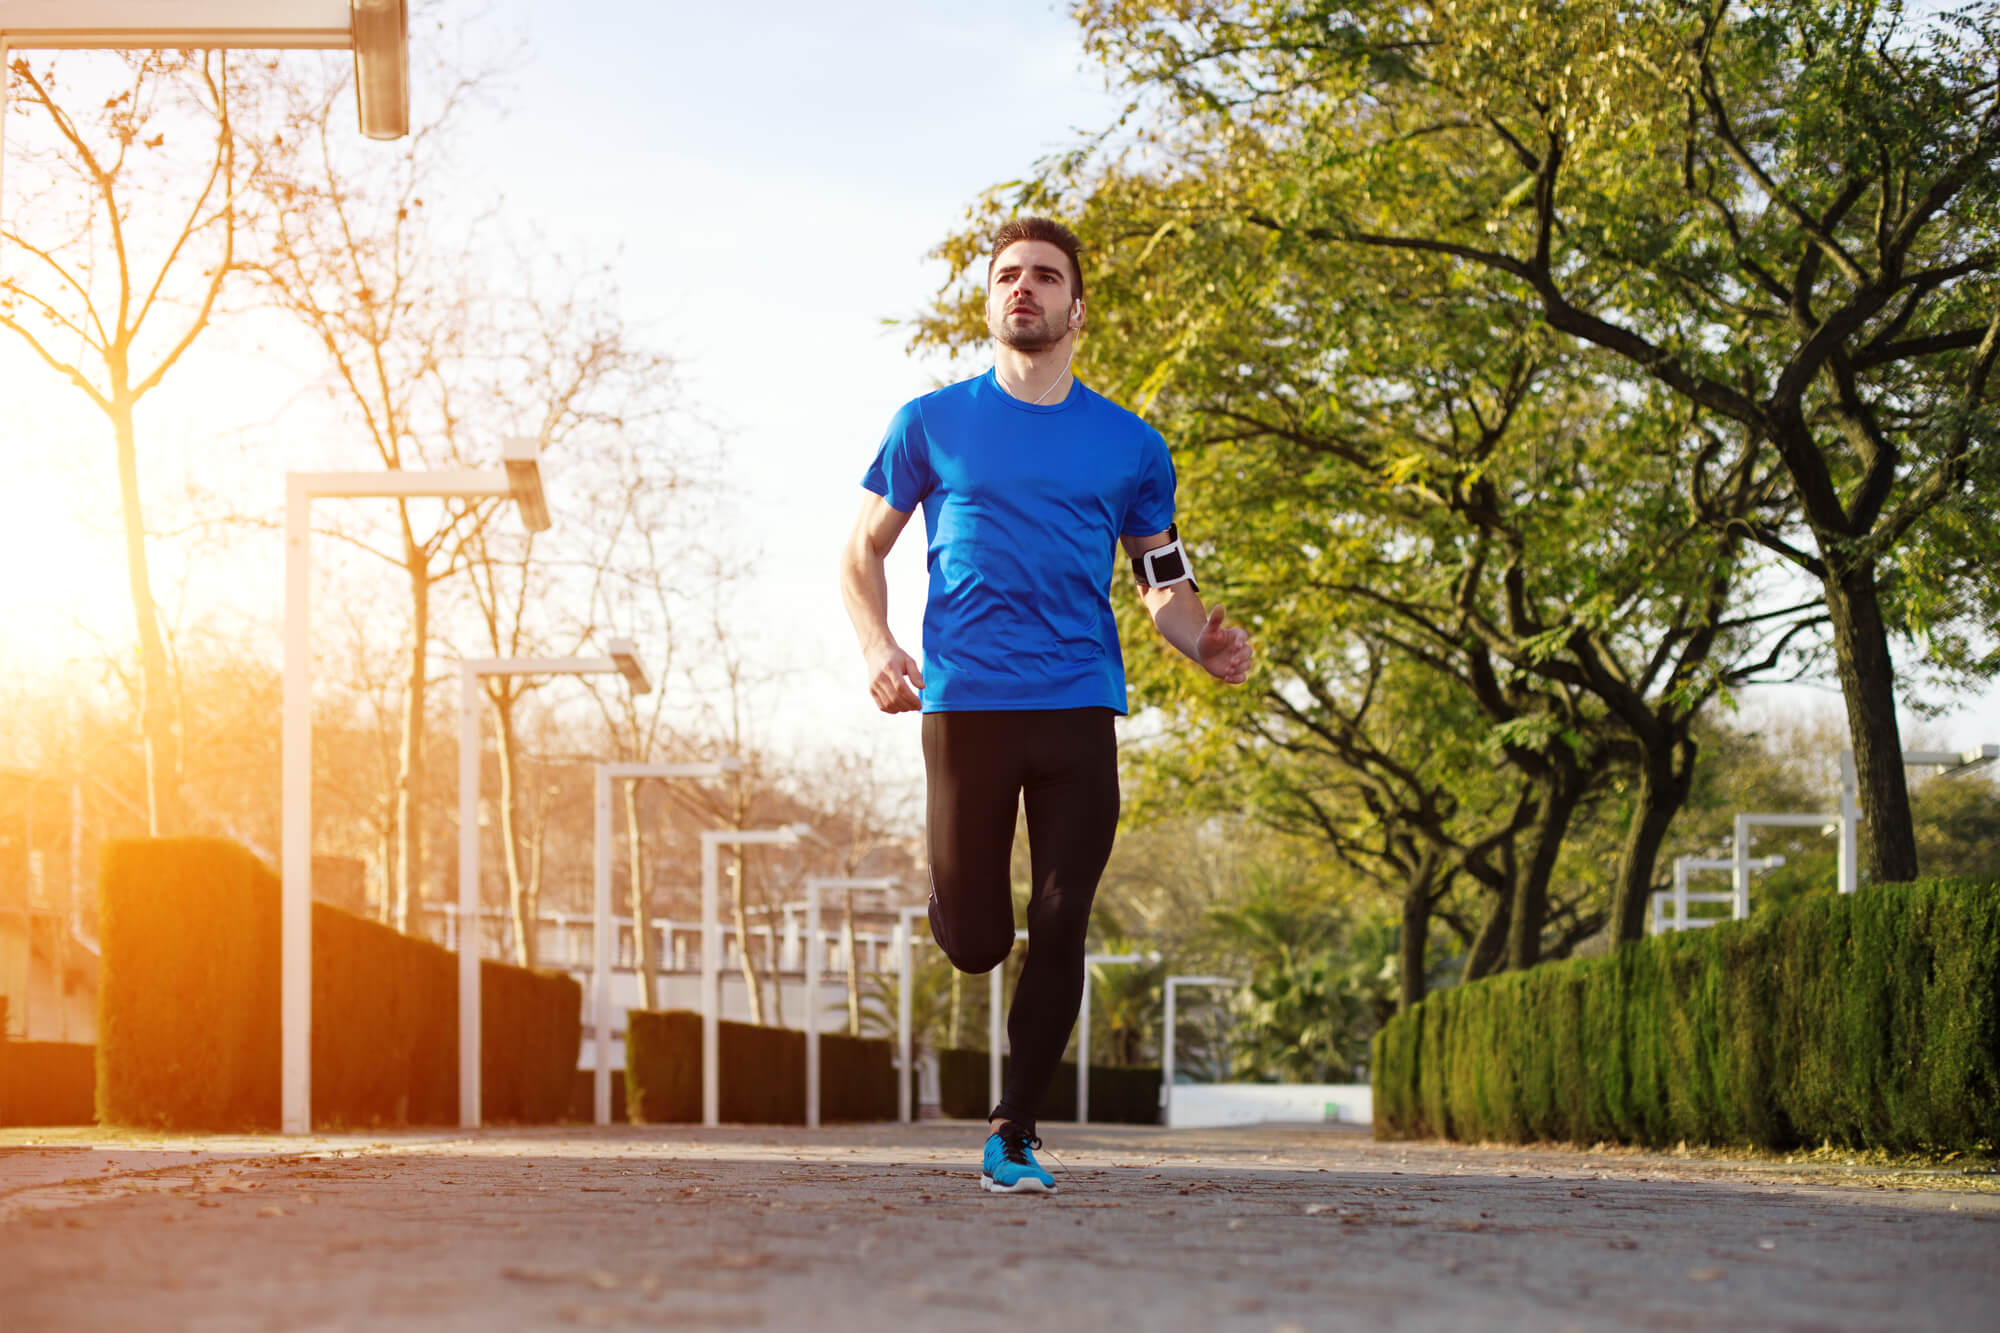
[2, 0, 1997, 792]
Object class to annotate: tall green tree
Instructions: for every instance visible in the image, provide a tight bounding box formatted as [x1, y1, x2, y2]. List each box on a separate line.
[1072, 0, 2000, 885]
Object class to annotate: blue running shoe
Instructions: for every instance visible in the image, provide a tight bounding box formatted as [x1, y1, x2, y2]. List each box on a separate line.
[981, 1122, 1056, 1194]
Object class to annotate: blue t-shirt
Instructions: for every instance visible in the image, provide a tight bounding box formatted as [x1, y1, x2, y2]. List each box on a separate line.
[861, 369, 1177, 713]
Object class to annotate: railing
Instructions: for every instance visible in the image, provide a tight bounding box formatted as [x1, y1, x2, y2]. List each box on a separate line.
[413, 905, 895, 976]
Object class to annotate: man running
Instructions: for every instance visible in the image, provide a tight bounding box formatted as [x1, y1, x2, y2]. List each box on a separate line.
[839, 217, 1253, 1193]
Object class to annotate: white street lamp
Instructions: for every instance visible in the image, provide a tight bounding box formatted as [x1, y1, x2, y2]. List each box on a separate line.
[0, 2, 409, 142]
[801, 876, 897, 1128]
[1076, 951, 1150, 1125]
[984, 929, 1028, 1118]
[1162, 975, 1239, 1129]
[279, 451, 548, 1135]
[697, 824, 813, 1126]
[588, 758, 740, 1127]
[894, 904, 928, 1124]
[886, 912, 1025, 1123]
[458, 643, 651, 1128]
[1835, 745, 1997, 894]
[1653, 853, 1784, 934]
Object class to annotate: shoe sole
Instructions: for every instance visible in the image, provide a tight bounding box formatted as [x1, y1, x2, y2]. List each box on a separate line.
[980, 1173, 1055, 1195]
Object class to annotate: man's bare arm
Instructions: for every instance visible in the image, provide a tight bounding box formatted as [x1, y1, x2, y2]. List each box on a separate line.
[1120, 529, 1253, 684]
[840, 494, 926, 712]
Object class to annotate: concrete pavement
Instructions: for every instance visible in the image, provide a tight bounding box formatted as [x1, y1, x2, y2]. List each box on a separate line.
[4, 1121, 1997, 1331]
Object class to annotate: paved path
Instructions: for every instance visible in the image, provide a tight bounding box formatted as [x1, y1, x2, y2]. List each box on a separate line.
[4, 1122, 1997, 1331]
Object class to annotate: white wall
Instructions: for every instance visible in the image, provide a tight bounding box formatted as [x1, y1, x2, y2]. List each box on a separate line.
[1168, 1083, 1374, 1129]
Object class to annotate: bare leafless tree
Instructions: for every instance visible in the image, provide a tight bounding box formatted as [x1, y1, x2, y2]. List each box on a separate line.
[1, 51, 276, 833]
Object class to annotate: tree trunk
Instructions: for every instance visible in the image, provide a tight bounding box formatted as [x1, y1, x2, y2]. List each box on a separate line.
[492, 691, 533, 968]
[111, 400, 181, 835]
[392, 544, 429, 933]
[1507, 760, 1586, 972]
[1824, 565, 1920, 883]
[1610, 734, 1698, 942]
[730, 849, 765, 1024]
[1463, 887, 1510, 983]
[1399, 858, 1434, 1013]
[623, 780, 657, 1011]
[376, 820, 394, 924]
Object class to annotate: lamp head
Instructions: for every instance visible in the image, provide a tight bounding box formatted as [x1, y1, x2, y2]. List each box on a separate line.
[350, 0, 410, 140]
[604, 638, 652, 694]
[502, 437, 551, 533]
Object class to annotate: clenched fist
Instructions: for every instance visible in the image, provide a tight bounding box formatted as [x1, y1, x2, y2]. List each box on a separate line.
[867, 644, 925, 713]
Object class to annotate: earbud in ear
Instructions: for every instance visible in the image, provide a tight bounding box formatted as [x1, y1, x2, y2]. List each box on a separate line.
[1070, 298, 1084, 328]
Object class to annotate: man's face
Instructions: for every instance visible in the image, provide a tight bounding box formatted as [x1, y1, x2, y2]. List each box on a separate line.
[987, 239, 1076, 352]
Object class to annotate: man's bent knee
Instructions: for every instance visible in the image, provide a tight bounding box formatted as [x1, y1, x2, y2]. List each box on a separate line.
[936, 935, 1013, 975]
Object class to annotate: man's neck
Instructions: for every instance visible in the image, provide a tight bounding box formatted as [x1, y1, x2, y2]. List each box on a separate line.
[993, 338, 1076, 405]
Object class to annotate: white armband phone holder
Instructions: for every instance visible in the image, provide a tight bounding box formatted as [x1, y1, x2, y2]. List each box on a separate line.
[1131, 523, 1198, 591]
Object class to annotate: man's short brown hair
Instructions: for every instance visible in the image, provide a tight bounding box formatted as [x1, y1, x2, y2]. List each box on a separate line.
[989, 217, 1084, 300]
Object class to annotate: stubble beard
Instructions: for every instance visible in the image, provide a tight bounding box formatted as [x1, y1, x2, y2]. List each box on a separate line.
[989, 306, 1064, 352]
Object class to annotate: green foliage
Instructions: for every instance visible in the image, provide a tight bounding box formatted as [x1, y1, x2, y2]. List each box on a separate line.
[622, 1009, 895, 1124]
[96, 837, 579, 1129]
[1373, 878, 2000, 1151]
[921, 0, 2000, 957]
[1914, 777, 2000, 883]
[1208, 871, 1397, 1081]
[853, 950, 956, 1055]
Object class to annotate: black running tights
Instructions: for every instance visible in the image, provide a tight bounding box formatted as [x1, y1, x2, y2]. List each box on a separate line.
[921, 708, 1119, 1136]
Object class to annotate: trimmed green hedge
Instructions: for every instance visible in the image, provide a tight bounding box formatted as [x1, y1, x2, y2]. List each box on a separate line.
[624, 1009, 896, 1124]
[0, 1041, 96, 1126]
[98, 837, 580, 1129]
[936, 1046, 1162, 1124]
[1372, 879, 2000, 1151]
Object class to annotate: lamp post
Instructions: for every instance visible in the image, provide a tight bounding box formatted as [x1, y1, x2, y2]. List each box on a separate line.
[458, 641, 649, 1129]
[698, 825, 813, 1126]
[986, 929, 1029, 1118]
[801, 876, 898, 1127]
[588, 758, 740, 1126]
[2, 1, 409, 246]
[1837, 745, 1998, 894]
[1655, 853, 1784, 933]
[1161, 975, 1239, 1129]
[1075, 951, 1149, 1125]
[894, 904, 928, 1124]
[279, 441, 548, 1135]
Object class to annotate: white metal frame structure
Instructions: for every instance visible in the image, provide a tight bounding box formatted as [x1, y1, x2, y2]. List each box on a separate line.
[2, 2, 408, 261]
[0, 2, 408, 165]
[1651, 853, 1784, 934]
[1836, 745, 1997, 895]
[1075, 951, 1147, 1125]
[987, 930, 1027, 1115]
[697, 825, 812, 1126]
[279, 445, 548, 1134]
[1733, 811, 1835, 920]
[588, 758, 740, 1127]
[802, 876, 898, 1127]
[458, 640, 649, 1128]
[1162, 975, 1239, 1128]
[894, 905, 928, 1123]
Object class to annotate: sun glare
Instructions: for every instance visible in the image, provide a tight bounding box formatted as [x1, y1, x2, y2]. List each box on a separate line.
[1, 388, 147, 674]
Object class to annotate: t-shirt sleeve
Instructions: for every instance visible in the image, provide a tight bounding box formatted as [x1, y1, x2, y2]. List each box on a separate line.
[860, 398, 934, 513]
[1121, 425, 1177, 536]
